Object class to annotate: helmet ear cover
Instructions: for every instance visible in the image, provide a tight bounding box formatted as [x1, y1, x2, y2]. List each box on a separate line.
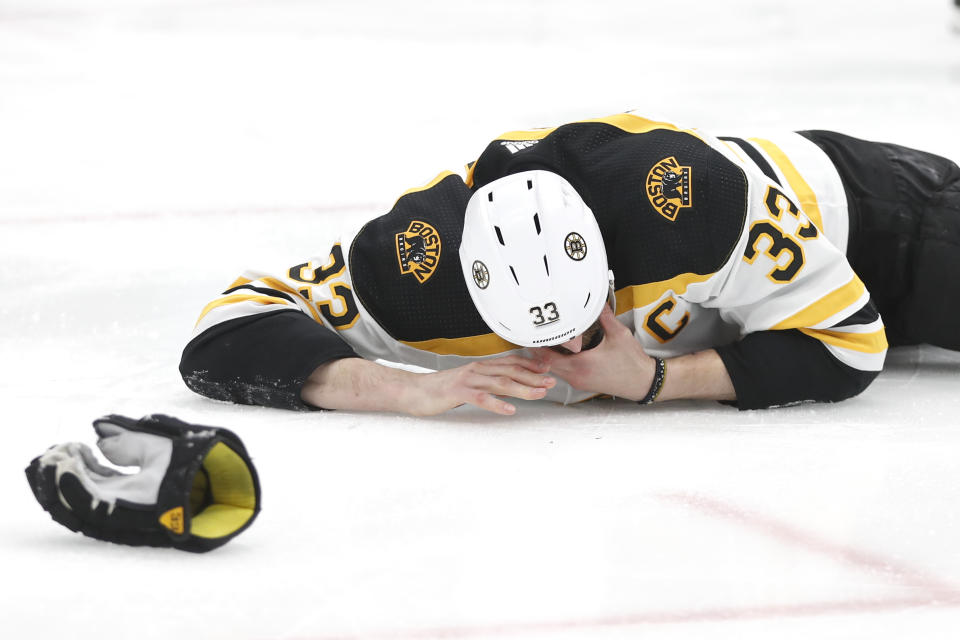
[459, 170, 611, 348]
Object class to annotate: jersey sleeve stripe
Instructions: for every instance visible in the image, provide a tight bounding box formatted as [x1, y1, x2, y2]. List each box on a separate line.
[223, 283, 295, 303]
[197, 274, 324, 327]
[256, 276, 303, 297]
[799, 327, 889, 354]
[719, 136, 782, 185]
[748, 137, 825, 234]
[257, 276, 324, 323]
[833, 299, 881, 327]
[770, 275, 867, 331]
[821, 342, 886, 372]
[227, 276, 253, 289]
[196, 293, 297, 326]
[823, 317, 885, 335]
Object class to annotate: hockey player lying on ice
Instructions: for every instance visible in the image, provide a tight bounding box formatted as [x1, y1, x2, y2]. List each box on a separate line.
[180, 112, 960, 415]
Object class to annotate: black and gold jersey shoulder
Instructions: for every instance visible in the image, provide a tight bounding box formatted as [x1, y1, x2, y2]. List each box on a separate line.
[468, 115, 749, 289]
[349, 172, 493, 343]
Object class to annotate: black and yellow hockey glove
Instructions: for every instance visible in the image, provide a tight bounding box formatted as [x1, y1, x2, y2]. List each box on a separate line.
[25, 414, 261, 553]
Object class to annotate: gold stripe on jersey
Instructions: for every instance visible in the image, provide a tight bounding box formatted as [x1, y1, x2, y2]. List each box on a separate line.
[614, 272, 715, 313]
[584, 113, 690, 136]
[467, 113, 701, 188]
[491, 127, 557, 142]
[748, 137, 825, 234]
[395, 171, 457, 205]
[259, 276, 324, 323]
[799, 327, 889, 354]
[494, 114, 689, 144]
[770, 275, 866, 330]
[196, 293, 294, 326]
[401, 332, 517, 356]
[719, 139, 750, 164]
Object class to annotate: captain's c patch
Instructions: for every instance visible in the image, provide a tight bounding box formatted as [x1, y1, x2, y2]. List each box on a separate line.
[396, 220, 442, 283]
[645, 156, 692, 222]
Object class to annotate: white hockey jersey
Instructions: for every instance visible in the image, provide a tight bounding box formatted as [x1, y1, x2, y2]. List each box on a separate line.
[183, 113, 886, 410]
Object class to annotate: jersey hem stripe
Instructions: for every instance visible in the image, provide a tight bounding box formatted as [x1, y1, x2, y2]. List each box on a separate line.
[400, 333, 518, 356]
[770, 275, 866, 331]
[799, 327, 889, 354]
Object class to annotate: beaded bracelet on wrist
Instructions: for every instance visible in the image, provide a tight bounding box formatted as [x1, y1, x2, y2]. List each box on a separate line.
[638, 357, 666, 405]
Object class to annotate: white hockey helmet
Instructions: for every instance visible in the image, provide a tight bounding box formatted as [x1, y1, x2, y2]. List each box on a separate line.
[459, 170, 610, 348]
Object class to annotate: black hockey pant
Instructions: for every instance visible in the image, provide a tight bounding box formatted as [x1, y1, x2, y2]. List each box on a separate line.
[799, 130, 960, 350]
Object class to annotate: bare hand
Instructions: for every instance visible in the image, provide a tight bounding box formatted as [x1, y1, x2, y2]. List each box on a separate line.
[403, 355, 556, 416]
[534, 306, 656, 401]
[302, 355, 556, 416]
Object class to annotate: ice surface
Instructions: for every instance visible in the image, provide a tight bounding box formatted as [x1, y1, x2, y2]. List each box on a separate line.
[2, 1, 960, 639]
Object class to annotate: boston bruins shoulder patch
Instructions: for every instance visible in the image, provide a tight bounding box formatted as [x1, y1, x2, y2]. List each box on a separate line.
[396, 220, 442, 284]
[646, 156, 692, 222]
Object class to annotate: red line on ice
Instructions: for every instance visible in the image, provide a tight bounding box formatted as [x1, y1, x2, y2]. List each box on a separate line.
[659, 491, 960, 598]
[288, 596, 950, 640]
[285, 493, 960, 639]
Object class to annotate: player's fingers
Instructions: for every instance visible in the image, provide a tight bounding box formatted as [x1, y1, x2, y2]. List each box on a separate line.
[531, 354, 574, 381]
[531, 346, 559, 365]
[530, 346, 585, 373]
[467, 372, 551, 401]
[473, 363, 556, 389]
[480, 354, 550, 373]
[462, 390, 517, 415]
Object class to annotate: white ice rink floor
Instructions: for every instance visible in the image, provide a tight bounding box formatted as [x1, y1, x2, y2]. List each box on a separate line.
[2, 1, 960, 639]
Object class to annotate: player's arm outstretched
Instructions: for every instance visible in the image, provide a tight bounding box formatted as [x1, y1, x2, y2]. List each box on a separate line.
[302, 355, 556, 416]
[179, 257, 360, 411]
[180, 172, 558, 416]
[180, 272, 557, 415]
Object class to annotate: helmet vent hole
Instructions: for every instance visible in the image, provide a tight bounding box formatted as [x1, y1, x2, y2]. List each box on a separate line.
[487, 192, 494, 202]
[495, 226, 505, 246]
[527, 180, 533, 190]
[509, 266, 519, 285]
[533, 213, 541, 235]
[583, 292, 591, 308]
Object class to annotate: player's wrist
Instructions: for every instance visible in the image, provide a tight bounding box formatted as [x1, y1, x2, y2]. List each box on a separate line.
[391, 369, 432, 416]
[637, 357, 667, 405]
[352, 361, 423, 413]
[617, 354, 657, 402]
[302, 358, 409, 412]
[653, 349, 735, 402]
[606, 339, 658, 402]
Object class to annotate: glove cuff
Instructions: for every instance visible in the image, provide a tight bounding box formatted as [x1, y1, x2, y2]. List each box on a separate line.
[95, 414, 261, 552]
